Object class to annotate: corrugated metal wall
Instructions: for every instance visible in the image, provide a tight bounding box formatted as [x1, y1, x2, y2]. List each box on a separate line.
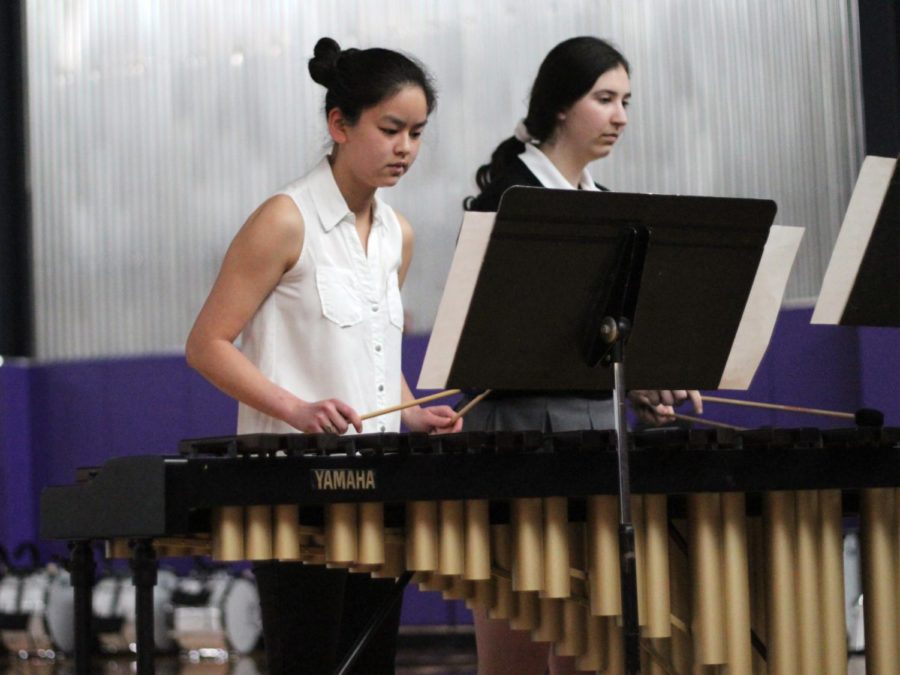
[25, 0, 864, 359]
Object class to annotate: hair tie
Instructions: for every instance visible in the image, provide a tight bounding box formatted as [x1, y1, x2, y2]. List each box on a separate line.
[514, 119, 535, 144]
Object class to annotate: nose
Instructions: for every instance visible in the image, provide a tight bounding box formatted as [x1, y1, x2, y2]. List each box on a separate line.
[395, 132, 412, 156]
[612, 102, 628, 126]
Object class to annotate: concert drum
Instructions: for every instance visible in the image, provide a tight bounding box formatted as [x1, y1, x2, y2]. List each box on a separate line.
[92, 568, 178, 653]
[171, 570, 262, 656]
[0, 566, 74, 658]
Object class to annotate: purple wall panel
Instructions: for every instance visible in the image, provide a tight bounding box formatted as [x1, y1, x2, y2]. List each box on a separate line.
[766, 309, 862, 428]
[401, 333, 430, 399]
[400, 585, 457, 626]
[29, 362, 110, 499]
[859, 326, 900, 426]
[451, 600, 474, 626]
[0, 362, 34, 551]
[32, 357, 237, 493]
[101, 357, 192, 457]
[184, 366, 237, 437]
[700, 307, 865, 429]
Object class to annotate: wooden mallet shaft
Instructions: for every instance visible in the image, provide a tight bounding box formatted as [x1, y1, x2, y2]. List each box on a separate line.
[361, 389, 461, 421]
[702, 395, 854, 420]
[449, 389, 493, 425]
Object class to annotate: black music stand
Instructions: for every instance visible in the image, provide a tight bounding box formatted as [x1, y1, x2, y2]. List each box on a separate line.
[812, 155, 899, 326]
[420, 187, 778, 675]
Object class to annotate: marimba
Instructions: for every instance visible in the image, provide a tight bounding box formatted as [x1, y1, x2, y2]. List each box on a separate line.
[41, 427, 900, 674]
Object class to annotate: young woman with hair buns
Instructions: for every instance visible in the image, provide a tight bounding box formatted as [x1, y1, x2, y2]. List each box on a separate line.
[186, 36, 459, 674]
[463, 36, 703, 675]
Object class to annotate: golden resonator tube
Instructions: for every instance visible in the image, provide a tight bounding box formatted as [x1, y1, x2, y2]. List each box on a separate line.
[202, 480, 896, 675]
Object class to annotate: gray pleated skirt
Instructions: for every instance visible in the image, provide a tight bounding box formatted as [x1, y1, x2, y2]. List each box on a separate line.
[460, 393, 615, 433]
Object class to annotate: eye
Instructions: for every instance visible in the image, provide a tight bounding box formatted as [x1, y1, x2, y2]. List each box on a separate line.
[410, 129, 424, 139]
[380, 127, 400, 135]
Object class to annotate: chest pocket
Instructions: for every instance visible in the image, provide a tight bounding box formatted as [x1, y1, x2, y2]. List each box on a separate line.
[316, 266, 363, 327]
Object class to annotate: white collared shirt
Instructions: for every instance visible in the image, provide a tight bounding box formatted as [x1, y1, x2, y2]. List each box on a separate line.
[237, 158, 404, 434]
[519, 144, 600, 191]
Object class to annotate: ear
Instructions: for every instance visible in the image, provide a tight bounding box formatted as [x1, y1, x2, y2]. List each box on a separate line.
[327, 107, 350, 144]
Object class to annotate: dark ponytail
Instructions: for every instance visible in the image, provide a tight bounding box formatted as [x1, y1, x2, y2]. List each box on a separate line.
[472, 36, 629, 193]
[474, 137, 527, 192]
[308, 37, 437, 125]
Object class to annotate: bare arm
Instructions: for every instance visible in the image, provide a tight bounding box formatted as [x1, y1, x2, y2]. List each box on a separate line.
[185, 195, 362, 433]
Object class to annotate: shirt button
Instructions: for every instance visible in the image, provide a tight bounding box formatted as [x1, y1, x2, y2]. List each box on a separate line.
[378, 384, 384, 392]
[374, 344, 382, 352]
[378, 424, 386, 432]
[371, 305, 379, 312]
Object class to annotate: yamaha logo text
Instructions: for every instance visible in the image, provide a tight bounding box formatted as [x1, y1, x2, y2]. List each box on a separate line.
[311, 468, 376, 491]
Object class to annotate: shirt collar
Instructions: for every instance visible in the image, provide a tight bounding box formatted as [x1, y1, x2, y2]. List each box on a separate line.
[519, 144, 599, 191]
[308, 156, 385, 232]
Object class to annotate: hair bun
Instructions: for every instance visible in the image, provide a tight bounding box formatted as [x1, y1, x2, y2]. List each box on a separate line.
[309, 37, 342, 87]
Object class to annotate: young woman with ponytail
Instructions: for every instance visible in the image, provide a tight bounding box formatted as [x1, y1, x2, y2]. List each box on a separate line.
[464, 36, 702, 675]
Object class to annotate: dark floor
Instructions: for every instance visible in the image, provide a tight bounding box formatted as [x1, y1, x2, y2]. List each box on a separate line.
[0, 630, 478, 674]
[0, 636, 871, 674]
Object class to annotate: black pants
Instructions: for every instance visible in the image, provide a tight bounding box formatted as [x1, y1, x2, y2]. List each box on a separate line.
[253, 561, 402, 675]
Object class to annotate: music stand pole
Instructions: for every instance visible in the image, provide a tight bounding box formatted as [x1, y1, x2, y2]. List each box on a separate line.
[606, 320, 641, 675]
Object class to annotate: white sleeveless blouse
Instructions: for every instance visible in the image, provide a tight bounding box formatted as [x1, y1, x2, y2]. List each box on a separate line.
[237, 158, 405, 434]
